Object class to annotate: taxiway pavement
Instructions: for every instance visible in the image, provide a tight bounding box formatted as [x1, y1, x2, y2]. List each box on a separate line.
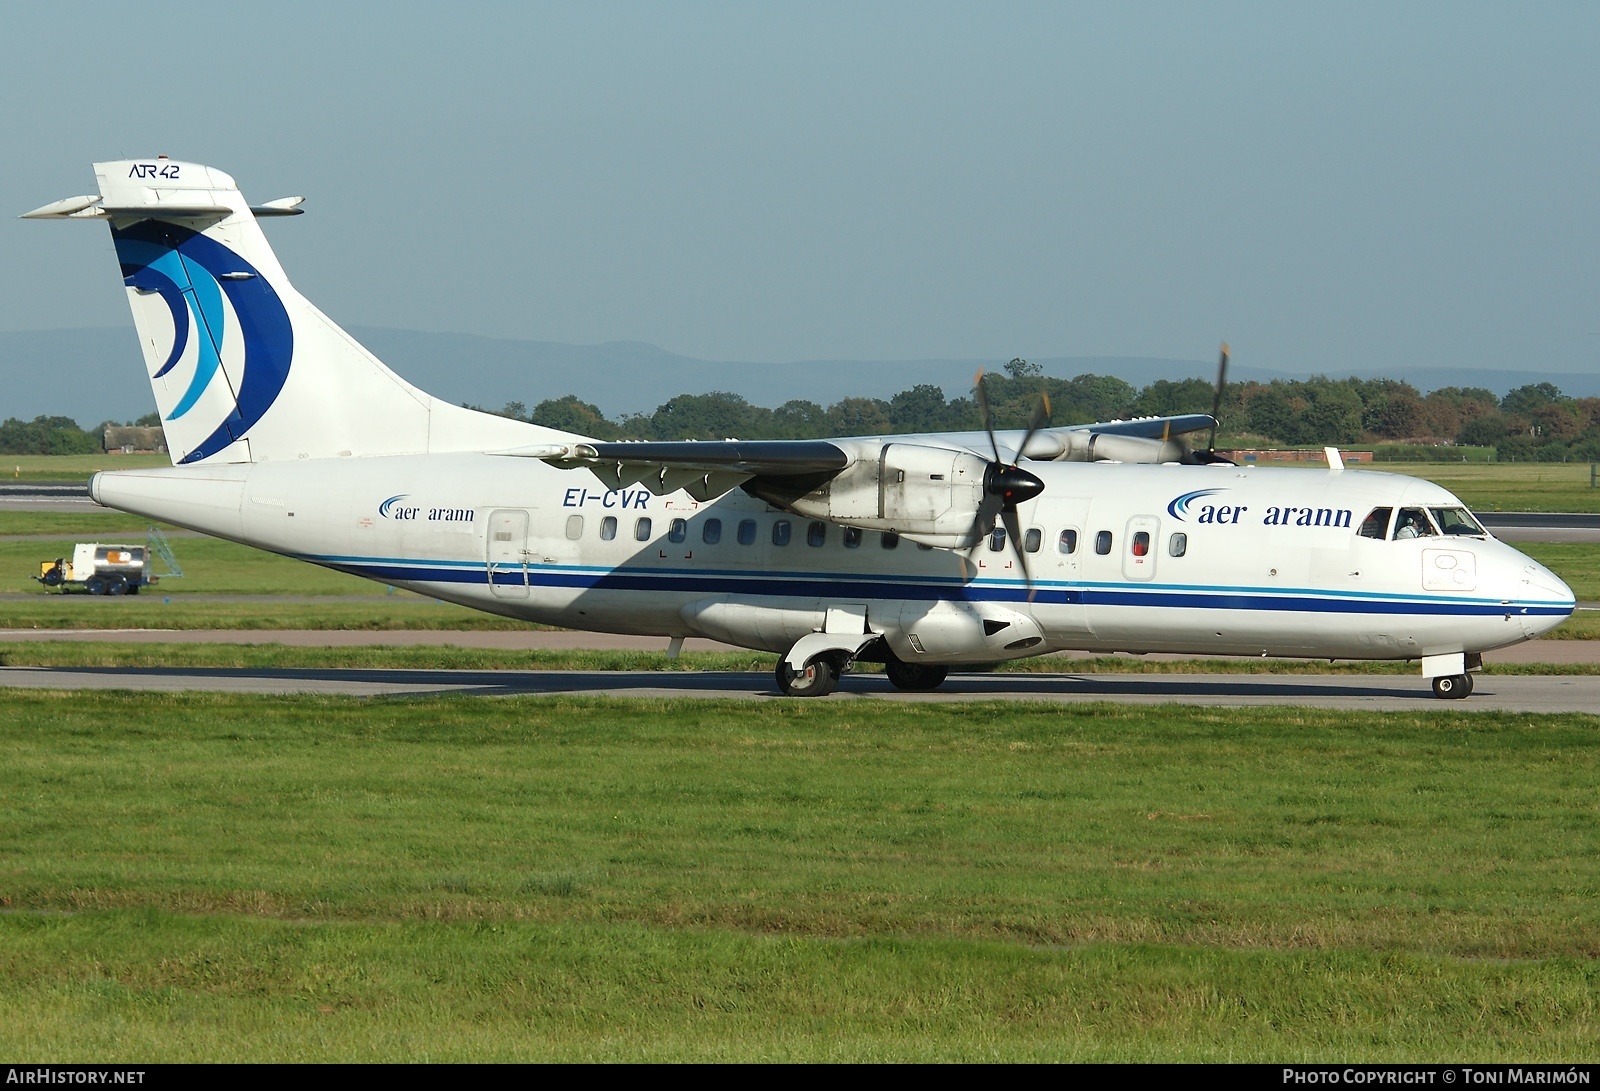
[1, 664, 1595, 712]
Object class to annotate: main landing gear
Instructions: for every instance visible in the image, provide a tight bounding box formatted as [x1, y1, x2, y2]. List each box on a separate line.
[884, 660, 948, 692]
[1431, 673, 1474, 700]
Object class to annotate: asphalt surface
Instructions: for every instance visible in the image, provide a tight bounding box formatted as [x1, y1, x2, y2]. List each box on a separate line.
[2, 625, 1597, 662]
[1, 664, 1595, 711]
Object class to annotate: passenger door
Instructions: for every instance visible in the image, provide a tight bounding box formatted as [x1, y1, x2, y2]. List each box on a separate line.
[486, 508, 531, 599]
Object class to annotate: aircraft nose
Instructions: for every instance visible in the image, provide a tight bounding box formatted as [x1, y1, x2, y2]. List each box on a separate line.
[1515, 559, 1576, 639]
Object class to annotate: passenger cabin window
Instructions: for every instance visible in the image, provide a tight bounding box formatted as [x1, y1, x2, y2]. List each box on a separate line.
[703, 519, 722, 545]
[1431, 507, 1484, 536]
[989, 526, 1006, 552]
[565, 515, 584, 540]
[1095, 530, 1113, 555]
[737, 519, 757, 546]
[1131, 531, 1150, 557]
[843, 526, 863, 549]
[600, 516, 618, 541]
[1357, 507, 1391, 539]
[1024, 528, 1042, 553]
[634, 517, 652, 541]
[668, 518, 687, 543]
[1393, 508, 1437, 540]
[1058, 529, 1078, 554]
[772, 520, 792, 546]
[807, 521, 827, 547]
[881, 530, 900, 549]
[1168, 532, 1187, 558]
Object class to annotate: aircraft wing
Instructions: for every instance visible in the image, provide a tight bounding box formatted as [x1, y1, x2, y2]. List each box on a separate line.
[1066, 413, 1214, 439]
[492, 438, 852, 501]
[492, 410, 1217, 502]
[558, 439, 849, 475]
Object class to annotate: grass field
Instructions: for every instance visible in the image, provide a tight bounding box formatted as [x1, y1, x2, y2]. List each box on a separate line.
[1372, 462, 1599, 514]
[1, 453, 170, 481]
[2, 693, 1597, 1060]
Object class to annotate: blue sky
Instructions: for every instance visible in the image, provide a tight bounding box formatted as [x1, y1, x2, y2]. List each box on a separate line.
[3, 1, 1596, 377]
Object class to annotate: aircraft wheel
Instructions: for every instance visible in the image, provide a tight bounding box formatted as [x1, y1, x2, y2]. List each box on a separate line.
[1431, 674, 1471, 700]
[85, 575, 106, 596]
[776, 657, 839, 697]
[106, 575, 128, 596]
[885, 660, 948, 691]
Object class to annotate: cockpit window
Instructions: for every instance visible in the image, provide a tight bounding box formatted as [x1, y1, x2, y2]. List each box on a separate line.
[1430, 507, 1485, 536]
[1392, 508, 1438, 540]
[1357, 507, 1392, 539]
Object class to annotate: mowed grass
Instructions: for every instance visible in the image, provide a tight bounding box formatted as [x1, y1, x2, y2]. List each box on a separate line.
[0, 534, 387, 597]
[1, 693, 1598, 1060]
[1379, 461, 1599, 513]
[0, 453, 170, 481]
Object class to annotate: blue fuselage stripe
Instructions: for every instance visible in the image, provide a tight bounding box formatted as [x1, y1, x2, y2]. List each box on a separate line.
[306, 555, 1571, 618]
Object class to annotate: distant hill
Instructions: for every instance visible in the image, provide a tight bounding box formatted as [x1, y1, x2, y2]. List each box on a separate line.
[5, 325, 1598, 428]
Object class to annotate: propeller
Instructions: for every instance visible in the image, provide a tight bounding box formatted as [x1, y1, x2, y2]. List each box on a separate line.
[1174, 341, 1237, 466]
[963, 369, 1051, 594]
[1200, 342, 1234, 464]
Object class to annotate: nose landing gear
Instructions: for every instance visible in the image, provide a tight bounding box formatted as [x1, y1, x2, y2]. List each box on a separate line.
[776, 657, 840, 697]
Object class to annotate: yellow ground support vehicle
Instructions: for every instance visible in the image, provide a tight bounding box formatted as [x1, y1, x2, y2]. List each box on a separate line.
[36, 529, 182, 595]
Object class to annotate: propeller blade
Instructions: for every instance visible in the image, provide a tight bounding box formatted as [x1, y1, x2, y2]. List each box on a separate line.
[1208, 341, 1230, 455]
[973, 368, 1001, 464]
[999, 507, 1034, 597]
[1013, 392, 1052, 466]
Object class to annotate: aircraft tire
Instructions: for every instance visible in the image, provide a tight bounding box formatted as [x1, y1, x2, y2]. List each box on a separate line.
[1431, 674, 1471, 700]
[885, 661, 948, 691]
[776, 657, 838, 698]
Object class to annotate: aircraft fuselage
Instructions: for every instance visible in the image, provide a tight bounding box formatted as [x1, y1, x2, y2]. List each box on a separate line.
[91, 455, 1574, 666]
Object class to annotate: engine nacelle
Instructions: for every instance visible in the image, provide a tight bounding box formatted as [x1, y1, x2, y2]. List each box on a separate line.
[744, 441, 989, 548]
[1051, 431, 1187, 464]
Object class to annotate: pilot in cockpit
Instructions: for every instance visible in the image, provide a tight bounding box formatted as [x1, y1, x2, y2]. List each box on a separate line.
[1394, 509, 1432, 539]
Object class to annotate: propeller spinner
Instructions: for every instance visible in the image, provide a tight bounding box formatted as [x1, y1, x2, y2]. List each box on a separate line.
[965, 370, 1051, 594]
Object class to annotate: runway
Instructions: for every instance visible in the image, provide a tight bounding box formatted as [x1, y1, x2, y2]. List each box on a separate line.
[2, 664, 1596, 712]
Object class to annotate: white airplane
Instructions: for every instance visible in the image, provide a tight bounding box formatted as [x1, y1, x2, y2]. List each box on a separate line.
[23, 159, 1575, 699]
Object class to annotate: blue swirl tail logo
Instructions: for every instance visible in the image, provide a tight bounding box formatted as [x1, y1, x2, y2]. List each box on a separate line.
[113, 221, 293, 463]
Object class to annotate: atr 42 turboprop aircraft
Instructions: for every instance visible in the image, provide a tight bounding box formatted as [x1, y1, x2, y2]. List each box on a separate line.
[24, 159, 1575, 698]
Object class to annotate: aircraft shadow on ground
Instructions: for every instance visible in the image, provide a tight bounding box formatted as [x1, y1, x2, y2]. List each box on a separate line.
[39, 666, 1433, 702]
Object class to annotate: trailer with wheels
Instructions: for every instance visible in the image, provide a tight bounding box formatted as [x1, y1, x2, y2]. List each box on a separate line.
[37, 542, 157, 595]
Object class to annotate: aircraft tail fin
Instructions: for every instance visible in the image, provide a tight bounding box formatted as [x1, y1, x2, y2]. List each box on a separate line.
[23, 159, 566, 465]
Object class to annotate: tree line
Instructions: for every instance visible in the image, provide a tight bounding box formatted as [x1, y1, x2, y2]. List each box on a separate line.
[481, 359, 1600, 463]
[7, 364, 1598, 461]
[0, 413, 160, 456]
